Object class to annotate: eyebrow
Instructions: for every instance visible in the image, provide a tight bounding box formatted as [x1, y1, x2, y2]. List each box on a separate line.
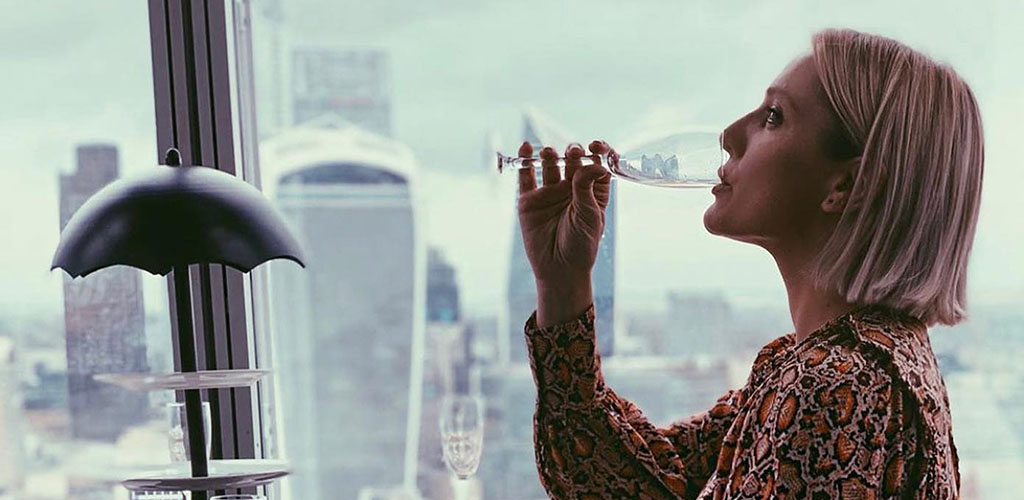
[766, 86, 798, 113]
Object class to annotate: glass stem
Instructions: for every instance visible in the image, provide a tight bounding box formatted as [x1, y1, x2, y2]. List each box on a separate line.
[496, 153, 606, 173]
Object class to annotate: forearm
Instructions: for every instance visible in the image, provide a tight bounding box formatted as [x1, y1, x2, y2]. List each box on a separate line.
[525, 307, 696, 499]
[534, 396, 682, 499]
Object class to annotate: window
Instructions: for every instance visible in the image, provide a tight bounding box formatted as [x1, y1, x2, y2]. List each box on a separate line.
[242, 2, 1024, 499]
[5, 1, 1022, 500]
[0, 2, 177, 498]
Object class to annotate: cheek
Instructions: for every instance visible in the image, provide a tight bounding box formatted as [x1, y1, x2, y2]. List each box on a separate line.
[752, 138, 825, 205]
[756, 172, 828, 241]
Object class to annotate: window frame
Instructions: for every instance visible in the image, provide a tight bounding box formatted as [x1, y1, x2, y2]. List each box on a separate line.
[146, 0, 269, 496]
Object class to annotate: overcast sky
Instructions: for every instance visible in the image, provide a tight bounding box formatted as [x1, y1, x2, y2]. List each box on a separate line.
[1, 0, 1021, 320]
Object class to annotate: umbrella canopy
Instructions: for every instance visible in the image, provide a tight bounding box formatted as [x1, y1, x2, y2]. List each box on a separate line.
[52, 151, 305, 278]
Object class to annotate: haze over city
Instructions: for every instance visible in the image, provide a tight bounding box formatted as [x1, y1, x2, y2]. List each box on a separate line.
[2, 0, 1022, 319]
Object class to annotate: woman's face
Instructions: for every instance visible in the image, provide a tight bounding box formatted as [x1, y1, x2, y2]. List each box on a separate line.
[704, 55, 854, 250]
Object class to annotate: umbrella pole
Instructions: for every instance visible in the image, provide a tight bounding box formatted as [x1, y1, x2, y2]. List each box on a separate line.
[174, 265, 209, 500]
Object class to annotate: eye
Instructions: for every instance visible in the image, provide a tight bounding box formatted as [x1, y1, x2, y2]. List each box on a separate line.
[764, 105, 784, 127]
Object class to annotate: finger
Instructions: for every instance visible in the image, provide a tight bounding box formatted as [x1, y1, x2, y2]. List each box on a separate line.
[572, 163, 608, 211]
[518, 141, 537, 193]
[588, 139, 612, 168]
[564, 143, 584, 182]
[540, 146, 561, 186]
[593, 159, 612, 210]
[588, 140, 611, 156]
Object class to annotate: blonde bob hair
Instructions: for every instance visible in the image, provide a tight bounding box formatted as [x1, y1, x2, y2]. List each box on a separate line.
[809, 29, 984, 326]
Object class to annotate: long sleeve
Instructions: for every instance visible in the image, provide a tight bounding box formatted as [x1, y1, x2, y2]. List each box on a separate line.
[525, 305, 743, 499]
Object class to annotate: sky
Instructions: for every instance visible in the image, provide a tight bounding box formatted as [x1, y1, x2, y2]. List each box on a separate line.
[1, 0, 1022, 320]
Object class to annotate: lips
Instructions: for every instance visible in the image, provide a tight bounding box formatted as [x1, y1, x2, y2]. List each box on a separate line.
[715, 165, 734, 193]
[717, 167, 734, 184]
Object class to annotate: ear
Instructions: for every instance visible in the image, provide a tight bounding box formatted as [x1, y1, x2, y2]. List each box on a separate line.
[821, 156, 860, 214]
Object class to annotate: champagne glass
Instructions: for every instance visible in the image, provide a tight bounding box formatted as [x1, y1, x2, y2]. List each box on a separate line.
[439, 394, 485, 480]
[497, 130, 726, 188]
[167, 401, 212, 462]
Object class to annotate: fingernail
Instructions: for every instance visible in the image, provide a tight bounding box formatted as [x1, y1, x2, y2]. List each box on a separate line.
[539, 146, 558, 159]
[567, 143, 584, 157]
[519, 141, 533, 157]
[588, 140, 603, 152]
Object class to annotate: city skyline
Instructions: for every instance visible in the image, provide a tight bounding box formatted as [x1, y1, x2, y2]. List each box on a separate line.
[1, 2, 1023, 499]
[4, 1, 1024, 321]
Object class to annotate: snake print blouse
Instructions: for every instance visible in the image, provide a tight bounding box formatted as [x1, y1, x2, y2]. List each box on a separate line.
[525, 304, 959, 499]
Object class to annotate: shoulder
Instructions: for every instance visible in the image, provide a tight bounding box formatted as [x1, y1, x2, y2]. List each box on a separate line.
[749, 305, 954, 431]
[773, 329, 904, 435]
[778, 306, 942, 388]
[760, 306, 959, 496]
[842, 306, 955, 437]
[744, 318, 908, 453]
[787, 305, 954, 438]
[747, 305, 952, 435]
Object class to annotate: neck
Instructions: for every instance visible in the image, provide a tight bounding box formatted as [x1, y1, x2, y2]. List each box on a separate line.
[771, 246, 861, 343]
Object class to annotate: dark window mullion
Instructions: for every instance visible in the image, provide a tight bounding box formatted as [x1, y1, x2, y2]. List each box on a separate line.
[147, 0, 175, 162]
[208, 0, 237, 175]
[166, 0, 195, 165]
[225, 267, 257, 457]
[187, 0, 217, 166]
[148, 0, 261, 485]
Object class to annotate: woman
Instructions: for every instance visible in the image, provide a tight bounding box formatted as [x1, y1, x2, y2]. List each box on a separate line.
[516, 29, 982, 499]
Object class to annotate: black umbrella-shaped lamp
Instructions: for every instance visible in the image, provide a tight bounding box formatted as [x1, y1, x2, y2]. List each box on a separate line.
[52, 148, 305, 496]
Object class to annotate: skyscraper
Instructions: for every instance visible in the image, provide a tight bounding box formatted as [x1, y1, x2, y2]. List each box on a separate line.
[261, 123, 425, 500]
[249, 0, 289, 137]
[485, 110, 618, 498]
[504, 108, 617, 365]
[418, 249, 475, 500]
[58, 144, 148, 442]
[426, 248, 460, 323]
[291, 47, 392, 136]
[484, 109, 618, 498]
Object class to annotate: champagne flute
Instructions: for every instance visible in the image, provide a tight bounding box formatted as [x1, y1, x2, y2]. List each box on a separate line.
[497, 130, 726, 188]
[167, 401, 212, 462]
[439, 394, 485, 480]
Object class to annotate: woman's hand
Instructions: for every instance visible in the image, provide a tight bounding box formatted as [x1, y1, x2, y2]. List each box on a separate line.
[517, 140, 613, 327]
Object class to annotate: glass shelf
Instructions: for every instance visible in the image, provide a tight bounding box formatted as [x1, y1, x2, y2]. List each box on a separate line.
[93, 369, 270, 391]
[121, 459, 289, 491]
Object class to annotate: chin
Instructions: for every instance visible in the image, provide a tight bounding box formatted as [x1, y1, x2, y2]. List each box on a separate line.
[703, 203, 727, 236]
[704, 204, 757, 244]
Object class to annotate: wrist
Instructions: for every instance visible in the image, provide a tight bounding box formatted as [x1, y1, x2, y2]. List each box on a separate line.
[535, 278, 593, 329]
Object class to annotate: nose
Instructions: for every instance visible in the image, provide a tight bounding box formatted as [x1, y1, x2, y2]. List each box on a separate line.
[721, 111, 750, 159]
